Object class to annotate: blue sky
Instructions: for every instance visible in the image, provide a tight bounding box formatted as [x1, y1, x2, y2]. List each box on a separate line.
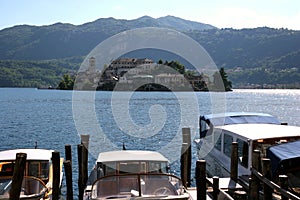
[1, 0, 300, 30]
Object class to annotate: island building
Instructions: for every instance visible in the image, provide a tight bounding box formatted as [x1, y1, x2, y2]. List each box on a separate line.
[96, 57, 210, 91]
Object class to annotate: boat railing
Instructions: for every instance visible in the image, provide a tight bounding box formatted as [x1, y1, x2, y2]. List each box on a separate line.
[0, 176, 47, 199]
[90, 173, 185, 199]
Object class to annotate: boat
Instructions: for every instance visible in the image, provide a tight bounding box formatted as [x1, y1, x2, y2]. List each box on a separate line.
[267, 140, 300, 194]
[83, 150, 191, 199]
[0, 149, 64, 199]
[196, 112, 300, 185]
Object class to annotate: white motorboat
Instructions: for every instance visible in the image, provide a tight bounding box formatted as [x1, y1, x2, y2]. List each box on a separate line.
[84, 150, 191, 199]
[0, 149, 64, 199]
[196, 112, 300, 184]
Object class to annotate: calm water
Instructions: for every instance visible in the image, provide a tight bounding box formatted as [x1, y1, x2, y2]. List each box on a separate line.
[0, 88, 299, 198]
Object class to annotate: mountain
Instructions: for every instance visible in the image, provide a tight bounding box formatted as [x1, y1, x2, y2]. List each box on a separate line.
[0, 16, 299, 88]
[0, 16, 215, 60]
[157, 15, 215, 31]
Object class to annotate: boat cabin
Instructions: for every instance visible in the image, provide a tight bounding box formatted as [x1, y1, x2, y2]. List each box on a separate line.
[95, 150, 169, 178]
[0, 149, 53, 184]
[85, 150, 190, 199]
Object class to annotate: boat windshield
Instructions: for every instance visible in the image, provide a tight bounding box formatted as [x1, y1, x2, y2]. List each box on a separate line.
[91, 173, 184, 199]
[100, 161, 168, 177]
[0, 176, 47, 198]
[0, 161, 49, 183]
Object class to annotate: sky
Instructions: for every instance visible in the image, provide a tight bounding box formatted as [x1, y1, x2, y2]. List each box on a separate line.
[1, 0, 300, 30]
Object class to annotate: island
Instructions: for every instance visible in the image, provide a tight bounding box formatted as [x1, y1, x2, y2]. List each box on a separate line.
[57, 57, 232, 92]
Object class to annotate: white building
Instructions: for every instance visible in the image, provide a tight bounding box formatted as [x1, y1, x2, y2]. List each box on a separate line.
[105, 58, 154, 77]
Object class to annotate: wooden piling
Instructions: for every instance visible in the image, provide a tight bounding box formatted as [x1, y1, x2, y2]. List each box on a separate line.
[9, 153, 27, 200]
[78, 144, 84, 200]
[212, 176, 219, 200]
[80, 135, 89, 191]
[250, 149, 261, 200]
[279, 175, 288, 200]
[262, 158, 272, 200]
[182, 128, 191, 187]
[233, 190, 247, 200]
[81, 134, 90, 150]
[65, 144, 72, 162]
[196, 160, 206, 200]
[64, 160, 73, 200]
[181, 143, 189, 188]
[82, 143, 88, 188]
[230, 142, 238, 182]
[52, 151, 61, 200]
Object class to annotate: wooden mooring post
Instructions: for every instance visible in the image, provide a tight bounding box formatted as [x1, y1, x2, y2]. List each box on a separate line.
[78, 144, 84, 200]
[78, 134, 90, 200]
[65, 144, 72, 162]
[9, 153, 27, 200]
[250, 149, 261, 200]
[64, 145, 73, 200]
[181, 127, 191, 187]
[230, 142, 238, 182]
[196, 160, 206, 200]
[262, 158, 272, 200]
[52, 151, 61, 200]
[212, 176, 219, 200]
[81, 135, 89, 190]
[64, 160, 73, 200]
[279, 175, 289, 200]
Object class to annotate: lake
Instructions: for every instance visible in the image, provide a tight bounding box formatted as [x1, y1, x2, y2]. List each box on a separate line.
[0, 88, 299, 198]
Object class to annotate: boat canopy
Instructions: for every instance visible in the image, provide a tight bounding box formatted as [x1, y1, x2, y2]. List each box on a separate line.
[0, 149, 54, 161]
[199, 112, 281, 138]
[97, 150, 168, 163]
[267, 140, 300, 176]
[216, 124, 300, 141]
[201, 112, 280, 127]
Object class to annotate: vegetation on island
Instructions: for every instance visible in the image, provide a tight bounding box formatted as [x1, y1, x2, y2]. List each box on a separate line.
[58, 74, 75, 90]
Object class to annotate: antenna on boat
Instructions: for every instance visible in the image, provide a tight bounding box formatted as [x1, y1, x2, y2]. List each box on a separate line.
[35, 141, 38, 149]
[122, 142, 126, 150]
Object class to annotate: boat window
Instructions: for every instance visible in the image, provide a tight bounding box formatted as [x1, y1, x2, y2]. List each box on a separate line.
[0, 162, 14, 176]
[40, 162, 49, 180]
[237, 139, 249, 168]
[119, 162, 140, 174]
[223, 134, 233, 157]
[214, 132, 222, 151]
[104, 162, 116, 176]
[28, 161, 39, 177]
[140, 162, 146, 173]
[149, 162, 164, 173]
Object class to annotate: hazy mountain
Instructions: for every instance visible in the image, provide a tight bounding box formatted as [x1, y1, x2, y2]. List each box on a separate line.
[157, 15, 215, 31]
[0, 16, 215, 60]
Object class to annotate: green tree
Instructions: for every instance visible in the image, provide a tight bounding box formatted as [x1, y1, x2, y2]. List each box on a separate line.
[213, 68, 232, 91]
[58, 74, 75, 90]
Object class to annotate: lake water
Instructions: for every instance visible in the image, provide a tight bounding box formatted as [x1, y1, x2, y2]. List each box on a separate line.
[0, 88, 299, 198]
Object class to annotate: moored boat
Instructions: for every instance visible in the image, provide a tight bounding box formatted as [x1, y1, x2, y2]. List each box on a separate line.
[196, 112, 300, 187]
[84, 150, 191, 199]
[0, 149, 64, 199]
[267, 140, 300, 194]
